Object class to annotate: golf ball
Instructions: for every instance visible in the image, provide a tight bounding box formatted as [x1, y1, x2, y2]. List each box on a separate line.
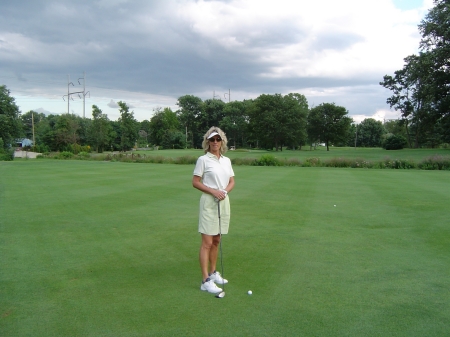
[248, 290, 252, 295]
[334, 205, 336, 207]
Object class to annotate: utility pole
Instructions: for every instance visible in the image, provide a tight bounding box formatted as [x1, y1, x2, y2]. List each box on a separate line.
[78, 72, 90, 118]
[62, 72, 90, 117]
[83, 72, 85, 118]
[32, 111, 35, 149]
[224, 89, 230, 102]
[66, 75, 74, 114]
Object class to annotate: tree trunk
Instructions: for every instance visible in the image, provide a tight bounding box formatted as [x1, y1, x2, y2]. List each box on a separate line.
[405, 120, 412, 148]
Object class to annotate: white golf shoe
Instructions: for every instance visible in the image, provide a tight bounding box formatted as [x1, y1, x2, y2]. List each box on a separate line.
[209, 271, 228, 284]
[200, 278, 223, 293]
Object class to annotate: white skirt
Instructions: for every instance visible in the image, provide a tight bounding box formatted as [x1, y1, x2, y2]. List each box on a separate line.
[198, 193, 230, 235]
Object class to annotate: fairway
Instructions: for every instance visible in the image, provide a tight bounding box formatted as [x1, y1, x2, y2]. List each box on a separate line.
[1, 161, 449, 336]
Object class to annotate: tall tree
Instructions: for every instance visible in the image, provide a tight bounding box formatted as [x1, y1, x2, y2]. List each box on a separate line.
[0, 85, 21, 150]
[283, 93, 309, 149]
[54, 113, 80, 151]
[117, 101, 138, 151]
[384, 119, 408, 138]
[380, 53, 435, 148]
[89, 105, 112, 153]
[20, 110, 46, 141]
[381, 1, 450, 148]
[39, 114, 58, 151]
[220, 100, 250, 148]
[357, 118, 385, 147]
[138, 120, 151, 147]
[176, 95, 203, 148]
[248, 93, 308, 151]
[198, 98, 225, 137]
[149, 107, 181, 148]
[307, 103, 353, 151]
[248, 94, 284, 150]
[418, 0, 450, 119]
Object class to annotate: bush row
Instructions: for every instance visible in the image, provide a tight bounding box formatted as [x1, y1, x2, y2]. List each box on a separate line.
[233, 154, 450, 170]
[36, 152, 450, 170]
[38, 152, 198, 165]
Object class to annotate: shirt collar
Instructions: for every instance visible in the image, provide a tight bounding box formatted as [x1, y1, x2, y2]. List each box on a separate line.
[207, 152, 223, 159]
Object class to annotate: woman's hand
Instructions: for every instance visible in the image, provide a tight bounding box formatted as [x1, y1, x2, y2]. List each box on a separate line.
[193, 176, 228, 200]
[212, 189, 227, 201]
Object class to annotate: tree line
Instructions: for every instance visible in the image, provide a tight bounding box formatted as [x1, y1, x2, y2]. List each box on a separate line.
[1, 83, 424, 159]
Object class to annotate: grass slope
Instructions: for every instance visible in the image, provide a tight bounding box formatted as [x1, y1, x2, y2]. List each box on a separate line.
[1, 161, 449, 336]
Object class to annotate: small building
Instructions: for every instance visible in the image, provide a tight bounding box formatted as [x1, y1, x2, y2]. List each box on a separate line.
[16, 138, 33, 148]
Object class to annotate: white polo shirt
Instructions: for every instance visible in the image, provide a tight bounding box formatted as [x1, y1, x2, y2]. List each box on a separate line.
[193, 152, 235, 190]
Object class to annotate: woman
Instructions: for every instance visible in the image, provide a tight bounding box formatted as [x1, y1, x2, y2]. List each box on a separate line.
[192, 127, 235, 294]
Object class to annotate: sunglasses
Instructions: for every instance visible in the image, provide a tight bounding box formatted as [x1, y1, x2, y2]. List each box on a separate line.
[209, 137, 222, 142]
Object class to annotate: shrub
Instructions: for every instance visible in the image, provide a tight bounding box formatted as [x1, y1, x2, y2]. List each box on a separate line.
[284, 158, 302, 166]
[0, 139, 14, 161]
[382, 134, 407, 150]
[33, 144, 50, 153]
[351, 159, 374, 168]
[0, 151, 14, 161]
[174, 156, 197, 165]
[78, 152, 91, 159]
[62, 144, 91, 154]
[149, 155, 170, 164]
[232, 157, 258, 166]
[57, 151, 74, 159]
[418, 155, 450, 170]
[325, 157, 352, 168]
[303, 157, 321, 167]
[381, 157, 416, 169]
[255, 154, 281, 166]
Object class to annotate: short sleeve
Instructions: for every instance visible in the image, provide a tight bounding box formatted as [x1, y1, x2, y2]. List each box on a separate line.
[193, 156, 205, 177]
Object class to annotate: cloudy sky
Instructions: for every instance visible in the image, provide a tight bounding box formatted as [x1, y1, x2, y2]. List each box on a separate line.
[0, 0, 433, 123]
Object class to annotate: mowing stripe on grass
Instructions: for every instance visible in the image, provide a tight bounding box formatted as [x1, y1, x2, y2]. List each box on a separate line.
[1, 161, 449, 336]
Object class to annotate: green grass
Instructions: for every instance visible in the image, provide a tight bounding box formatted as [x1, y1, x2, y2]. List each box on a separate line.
[130, 147, 450, 162]
[1, 161, 449, 336]
[78, 147, 450, 169]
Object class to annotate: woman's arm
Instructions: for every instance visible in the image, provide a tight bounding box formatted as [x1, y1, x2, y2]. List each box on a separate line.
[224, 176, 235, 194]
[192, 175, 227, 200]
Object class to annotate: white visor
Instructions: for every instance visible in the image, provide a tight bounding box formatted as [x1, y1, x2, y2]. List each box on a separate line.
[207, 131, 220, 139]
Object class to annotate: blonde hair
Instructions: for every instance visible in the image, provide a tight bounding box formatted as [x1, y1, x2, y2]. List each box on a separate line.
[202, 126, 228, 154]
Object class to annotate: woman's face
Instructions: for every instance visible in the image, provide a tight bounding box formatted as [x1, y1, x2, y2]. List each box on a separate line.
[208, 136, 222, 153]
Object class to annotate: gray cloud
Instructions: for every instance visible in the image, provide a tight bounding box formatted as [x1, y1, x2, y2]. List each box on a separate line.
[0, 0, 428, 121]
[33, 107, 55, 115]
[107, 99, 119, 108]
